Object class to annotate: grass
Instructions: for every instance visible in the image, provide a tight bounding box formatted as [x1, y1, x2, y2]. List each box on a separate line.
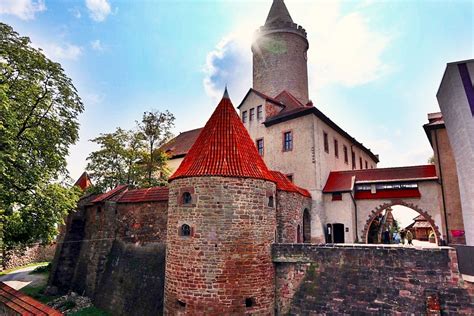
[69, 307, 110, 316]
[20, 283, 59, 304]
[0, 261, 50, 276]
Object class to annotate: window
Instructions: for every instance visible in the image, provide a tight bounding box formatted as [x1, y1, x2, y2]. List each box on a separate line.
[323, 132, 329, 153]
[283, 131, 293, 151]
[242, 111, 247, 123]
[268, 196, 274, 207]
[257, 105, 263, 120]
[182, 192, 192, 205]
[286, 174, 293, 182]
[245, 298, 254, 308]
[359, 157, 363, 169]
[332, 193, 342, 201]
[256, 138, 264, 156]
[351, 151, 356, 170]
[334, 139, 339, 158]
[343, 145, 348, 164]
[180, 224, 191, 236]
[249, 108, 255, 121]
[365, 160, 368, 169]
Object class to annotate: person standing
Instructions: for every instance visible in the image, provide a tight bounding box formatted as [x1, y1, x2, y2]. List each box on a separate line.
[400, 230, 406, 245]
[406, 230, 414, 246]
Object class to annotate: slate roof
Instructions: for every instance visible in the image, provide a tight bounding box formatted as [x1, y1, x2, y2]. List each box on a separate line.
[265, 0, 293, 25]
[323, 165, 438, 193]
[160, 127, 203, 159]
[0, 282, 63, 315]
[270, 170, 311, 197]
[119, 186, 169, 203]
[169, 90, 275, 182]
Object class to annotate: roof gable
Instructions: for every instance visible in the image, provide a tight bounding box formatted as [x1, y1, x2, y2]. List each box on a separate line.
[169, 91, 275, 182]
[270, 170, 311, 197]
[160, 127, 203, 158]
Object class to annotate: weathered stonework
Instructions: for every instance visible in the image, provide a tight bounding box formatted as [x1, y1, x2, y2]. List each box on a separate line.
[274, 244, 474, 315]
[276, 190, 311, 243]
[165, 176, 276, 315]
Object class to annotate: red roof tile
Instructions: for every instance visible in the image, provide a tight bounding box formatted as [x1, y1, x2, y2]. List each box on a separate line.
[323, 165, 438, 193]
[270, 171, 311, 197]
[119, 186, 169, 203]
[160, 128, 203, 158]
[91, 184, 128, 203]
[0, 282, 63, 315]
[74, 171, 92, 191]
[169, 92, 275, 182]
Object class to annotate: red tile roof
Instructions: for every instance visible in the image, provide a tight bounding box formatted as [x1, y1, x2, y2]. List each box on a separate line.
[169, 92, 275, 182]
[160, 127, 203, 158]
[91, 184, 128, 203]
[270, 171, 311, 197]
[119, 186, 169, 203]
[74, 171, 92, 191]
[0, 282, 63, 315]
[323, 165, 438, 193]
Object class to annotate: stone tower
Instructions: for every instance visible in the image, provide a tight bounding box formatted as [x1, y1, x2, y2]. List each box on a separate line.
[252, 0, 309, 104]
[164, 89, 277, 315]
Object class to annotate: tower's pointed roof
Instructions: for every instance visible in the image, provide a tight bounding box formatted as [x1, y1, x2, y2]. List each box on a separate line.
[169, 90, 274, 182]
[265, 0, 293, 25]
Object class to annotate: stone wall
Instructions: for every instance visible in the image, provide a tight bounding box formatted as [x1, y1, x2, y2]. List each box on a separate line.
[3, 243, 56, 270]
[165, 176, 276, 315]
[276, 190, 312, 243]
[274, 244, 474, 315]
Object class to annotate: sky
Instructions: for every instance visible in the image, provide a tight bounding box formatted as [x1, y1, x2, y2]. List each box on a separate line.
[1, 0, 473, 184]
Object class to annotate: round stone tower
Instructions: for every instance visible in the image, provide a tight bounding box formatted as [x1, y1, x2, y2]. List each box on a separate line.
[164, 89, 277, 315]
[252, 0, 309, 105]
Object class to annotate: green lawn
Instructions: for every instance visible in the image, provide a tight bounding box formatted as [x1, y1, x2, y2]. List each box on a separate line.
[20, 283, 58, 304]
[0, 261, 50, 276]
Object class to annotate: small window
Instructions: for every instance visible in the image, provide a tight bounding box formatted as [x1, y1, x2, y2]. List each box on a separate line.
[242, 111, 247, 123]
[177, 300, 186, 308]
[359, 157, 363, 169]
[323, 132, 329, 153]
[334, 139, 339, 158]
[97, 206, 102, 213]
[343, 145, 348, 164]
[286, 174, 293, 182]
[245, 298, 254, 308]
[182, 192, 192, 204]
[256, 138, 264, 156]
[257, 105, 263, 120]
[249, 108, 255, 121]
[351, 151, 356, 170]
[268, 196, 274, 207]
[283, 131, 293, 151]
[365, 160, 368, 169]
[180, 224, 191, 236]
[332, 193, 342, 201]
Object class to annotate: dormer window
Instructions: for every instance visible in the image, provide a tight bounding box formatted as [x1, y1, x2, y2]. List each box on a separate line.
[182, 192, 192, 205]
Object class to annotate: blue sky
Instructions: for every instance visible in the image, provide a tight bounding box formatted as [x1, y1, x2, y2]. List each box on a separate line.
[1, 0, 473, 181]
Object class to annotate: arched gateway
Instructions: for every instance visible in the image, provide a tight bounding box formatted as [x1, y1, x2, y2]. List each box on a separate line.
[361, 201, 442, 245]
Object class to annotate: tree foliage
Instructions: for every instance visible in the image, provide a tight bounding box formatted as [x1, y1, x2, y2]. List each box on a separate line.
[0, 23, 83, 254]
[86, 111, 175, 191]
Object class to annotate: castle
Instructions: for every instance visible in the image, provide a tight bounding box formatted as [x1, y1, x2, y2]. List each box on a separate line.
[48, 1, 473, 315]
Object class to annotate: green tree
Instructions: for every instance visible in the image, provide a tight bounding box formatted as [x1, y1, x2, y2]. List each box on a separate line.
[138, 110, 175, 186]
[0, 23, 83, 263]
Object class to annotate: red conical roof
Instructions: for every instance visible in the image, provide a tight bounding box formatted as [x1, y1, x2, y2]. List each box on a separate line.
[169, 91, 275, 182]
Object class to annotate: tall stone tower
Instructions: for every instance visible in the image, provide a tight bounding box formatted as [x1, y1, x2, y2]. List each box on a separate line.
[252, 0, 309, 104]
[164, 89, 277, 315]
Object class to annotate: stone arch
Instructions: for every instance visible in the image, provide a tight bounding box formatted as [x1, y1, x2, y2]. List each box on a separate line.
[361, 201, 442, 245]
[303, 208, 311, 243]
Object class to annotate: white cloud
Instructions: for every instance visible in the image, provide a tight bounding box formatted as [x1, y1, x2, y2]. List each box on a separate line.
[38, 42, 83, 61]
[85, 0, 111, 22]
[0, 0, 46, 20]
[70, 7, 82, 19]
[90, 39, 104, 52]
[203, 1, 392, 100]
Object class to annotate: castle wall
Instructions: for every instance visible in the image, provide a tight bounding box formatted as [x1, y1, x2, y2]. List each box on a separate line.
[274, 244, 474, 315]
[165, 177, 276, 315]
[276, 190, 312, 243]
[252, 32, 309, 104]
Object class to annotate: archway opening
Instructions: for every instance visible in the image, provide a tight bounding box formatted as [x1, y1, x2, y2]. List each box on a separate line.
[303, 208, 311, 243]
[365, 204, 440, 246]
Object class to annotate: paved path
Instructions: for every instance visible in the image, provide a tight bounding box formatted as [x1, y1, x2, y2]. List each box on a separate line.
[0, 265, 48, 290]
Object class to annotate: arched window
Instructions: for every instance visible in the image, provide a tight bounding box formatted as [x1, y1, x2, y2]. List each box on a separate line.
[268, 196, 274, 207]
[182, 192, 192, 205]
[181, 224, 191, 236]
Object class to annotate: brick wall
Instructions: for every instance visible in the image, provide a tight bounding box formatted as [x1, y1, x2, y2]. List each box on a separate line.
[274, 244, 474, 315]
[276, 191, 312, 243]
[165, 176, 276, 315]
